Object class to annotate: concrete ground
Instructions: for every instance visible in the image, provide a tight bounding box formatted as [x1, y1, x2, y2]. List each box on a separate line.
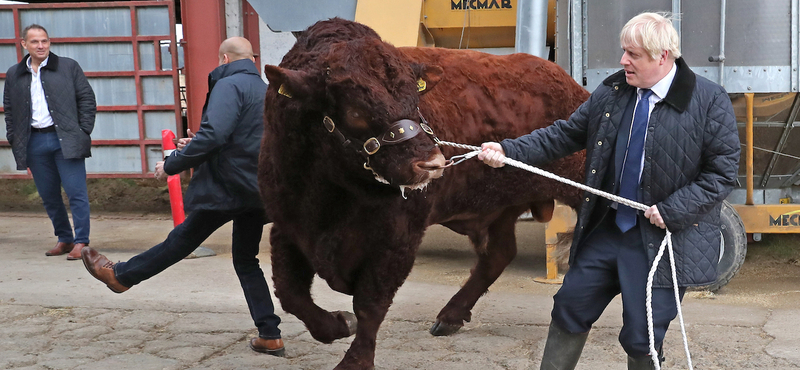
[1, 212, 799, 370]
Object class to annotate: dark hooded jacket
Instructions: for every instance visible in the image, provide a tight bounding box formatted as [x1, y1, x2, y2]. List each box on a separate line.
[163, 58, 267, 213]
[500, 58, 740, 287]
[4, 53, 96, 169]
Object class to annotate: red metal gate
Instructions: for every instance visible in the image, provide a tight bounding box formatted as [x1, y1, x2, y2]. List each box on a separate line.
[0, 1, 181, 178]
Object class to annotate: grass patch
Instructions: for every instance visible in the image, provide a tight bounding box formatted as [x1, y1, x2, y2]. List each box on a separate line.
[20, 182, 38, 196]
[749, 233, 800, 261]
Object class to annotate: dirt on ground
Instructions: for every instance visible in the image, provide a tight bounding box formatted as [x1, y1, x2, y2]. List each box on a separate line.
[0, 178, 176, 215]
[2, 177, 799, 310]
[408, 222, 800, 311]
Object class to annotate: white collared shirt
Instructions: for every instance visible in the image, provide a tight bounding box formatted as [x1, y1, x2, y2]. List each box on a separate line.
[27, 56, 54, 129]
[630, 61, 678, 179]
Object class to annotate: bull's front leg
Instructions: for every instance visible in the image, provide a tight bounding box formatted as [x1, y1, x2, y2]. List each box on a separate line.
[334, 243, 418, 370]
[430, 207, 520, 336]
[270, 226, 357, 343]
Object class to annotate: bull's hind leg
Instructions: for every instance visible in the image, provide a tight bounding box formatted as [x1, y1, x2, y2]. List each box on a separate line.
[270, 226, 356, 343]
[430, 206, 522, 336]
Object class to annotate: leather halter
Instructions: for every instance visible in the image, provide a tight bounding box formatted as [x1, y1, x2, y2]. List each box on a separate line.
[322, 108, 440, 162]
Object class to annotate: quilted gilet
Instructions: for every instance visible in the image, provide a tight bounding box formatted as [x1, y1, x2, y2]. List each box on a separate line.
[501, 58, 740, 287]
[3, 53, 96, 170]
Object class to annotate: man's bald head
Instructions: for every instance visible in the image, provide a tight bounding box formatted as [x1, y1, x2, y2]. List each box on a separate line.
[218, 37, 254, 65]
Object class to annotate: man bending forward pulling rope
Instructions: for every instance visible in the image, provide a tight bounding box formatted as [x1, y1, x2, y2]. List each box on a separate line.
[479, 12, 739, 370]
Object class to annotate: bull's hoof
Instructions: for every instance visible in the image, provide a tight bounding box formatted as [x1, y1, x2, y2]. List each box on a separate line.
[429, 319, 463, 336]
[334, 362, 374, 370]
[334, 363, 374, 370]
[334, 311, 358, 336]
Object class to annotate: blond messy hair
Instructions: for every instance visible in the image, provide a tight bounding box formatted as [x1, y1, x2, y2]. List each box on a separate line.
[620, 12, 681, 60]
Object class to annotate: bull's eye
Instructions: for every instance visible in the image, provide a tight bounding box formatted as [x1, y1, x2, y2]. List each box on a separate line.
[344, 108, 370, 132]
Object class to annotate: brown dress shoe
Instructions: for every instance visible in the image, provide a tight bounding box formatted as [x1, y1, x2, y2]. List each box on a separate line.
[81, 247, 129, 293]
[45, 242, 74, 256]
[66, 243, 87, 260]
[249, 337, 285, 357]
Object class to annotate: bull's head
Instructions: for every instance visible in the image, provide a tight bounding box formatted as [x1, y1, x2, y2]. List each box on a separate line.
[264, 37, 447, 193]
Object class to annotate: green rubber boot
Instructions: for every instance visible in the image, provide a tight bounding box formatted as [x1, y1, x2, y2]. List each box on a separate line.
[539, 321, 589, 370]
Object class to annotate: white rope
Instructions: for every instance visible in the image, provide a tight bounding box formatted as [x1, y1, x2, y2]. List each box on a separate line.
[438, 140, 693, 370]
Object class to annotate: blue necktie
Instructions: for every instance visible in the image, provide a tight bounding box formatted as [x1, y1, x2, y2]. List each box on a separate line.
[616, 89, 653, 232]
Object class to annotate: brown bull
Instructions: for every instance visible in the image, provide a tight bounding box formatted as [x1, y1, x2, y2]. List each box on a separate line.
[259, 18, 589, 370]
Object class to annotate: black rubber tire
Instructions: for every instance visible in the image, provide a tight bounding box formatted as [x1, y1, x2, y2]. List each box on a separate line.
[696, 200, 747, 292]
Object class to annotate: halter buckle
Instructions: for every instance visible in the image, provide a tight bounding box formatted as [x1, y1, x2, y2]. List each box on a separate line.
[420, 123, 434, 135]
[323, 116, 336, 133]
[364, 137, 380, 155]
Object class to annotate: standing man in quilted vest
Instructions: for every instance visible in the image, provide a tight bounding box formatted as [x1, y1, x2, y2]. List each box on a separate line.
[479, 12, 740, 369]
[4, 24, 96, 260]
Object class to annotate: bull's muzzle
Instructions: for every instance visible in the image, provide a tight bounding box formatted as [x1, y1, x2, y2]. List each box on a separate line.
[414, 149, 447, 180]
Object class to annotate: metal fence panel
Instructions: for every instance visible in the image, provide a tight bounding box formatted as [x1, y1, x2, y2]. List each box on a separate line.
[585, 0, 671, 71]
[681, 1, 722, 67]
[19, 8, 132, 37]
[580, 0, 799, 93]
[50, 43, 135, 72]
[85, 146, 142, 173]
[144, 111, 178, 139]
[0, 10, 13, 38]
[145, 144, 163, 171]
[91, 112, 140, 140]
[160, 42, 175, 70]
[88, 78, 138, 106]
[138, 42, 156, 70]
[141, 76, 174, 105]
[0, 148, 24, 173]
[136, 6, 170, 36]
[249, 0, 357, 32]
[0, 46, 16, 71]
[725, 0, 790, 66]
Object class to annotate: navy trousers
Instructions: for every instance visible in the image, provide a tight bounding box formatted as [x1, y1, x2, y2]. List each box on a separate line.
[26, 130, 90, 244]
[551, 214, 686, 356]
[114, 209, 282, 339]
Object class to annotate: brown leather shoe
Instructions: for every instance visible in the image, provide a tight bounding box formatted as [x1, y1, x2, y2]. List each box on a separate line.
[45, 242, 74, 256]
[249, 337, 285, 357]
[66, 243, 87, 260]
[81, 247, 129, 293]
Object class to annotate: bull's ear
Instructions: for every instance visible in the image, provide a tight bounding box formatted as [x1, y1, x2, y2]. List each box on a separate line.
[415, 64, 443, 95]
[263, 64, 315, 100]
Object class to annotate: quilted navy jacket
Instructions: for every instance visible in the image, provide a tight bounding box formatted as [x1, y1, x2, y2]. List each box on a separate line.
[501, 58, 740, 287]
[163, 59, 267, 213]
[4, 53, 96, 170]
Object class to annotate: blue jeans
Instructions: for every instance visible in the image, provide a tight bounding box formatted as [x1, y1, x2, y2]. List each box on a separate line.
[114, 209, 281, 339]
[26, 131, 90, 244]
[551, 215, 686, 357]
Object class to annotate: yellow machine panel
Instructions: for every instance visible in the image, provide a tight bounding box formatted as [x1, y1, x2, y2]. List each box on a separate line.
[421, 0, 517, 48]
[355, 0, 424, 47]
[733, 204, 800, 234]
[356, 0, 556, 50]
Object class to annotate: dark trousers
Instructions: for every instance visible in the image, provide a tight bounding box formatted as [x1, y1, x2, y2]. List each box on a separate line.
[551, 215, 685, 356]
[113, 209, 281, 339]
[26, 131, 90, 244]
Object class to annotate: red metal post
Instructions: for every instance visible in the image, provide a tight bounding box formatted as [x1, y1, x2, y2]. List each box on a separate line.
[179, 0, 226, 134]
[161, 130, 185, 227]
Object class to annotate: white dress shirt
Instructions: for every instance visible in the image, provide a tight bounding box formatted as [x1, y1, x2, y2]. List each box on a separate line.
[27, 56, 54, 129]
